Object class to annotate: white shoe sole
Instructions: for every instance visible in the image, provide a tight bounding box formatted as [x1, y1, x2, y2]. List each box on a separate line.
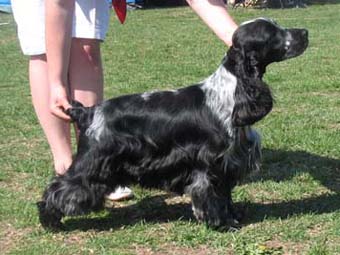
[105, 187, 134, 201]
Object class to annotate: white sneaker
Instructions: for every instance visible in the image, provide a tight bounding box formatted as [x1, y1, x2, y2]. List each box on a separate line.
[105, 186, 133, 201]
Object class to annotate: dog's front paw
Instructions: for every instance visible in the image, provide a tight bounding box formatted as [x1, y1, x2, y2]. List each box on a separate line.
[206, 215, 241, 232]
[192, 207, 241, 231]
[229, 203, 247, 223]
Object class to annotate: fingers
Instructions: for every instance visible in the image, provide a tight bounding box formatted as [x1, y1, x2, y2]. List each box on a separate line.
[49, 85, 72, 120]
[51, 99, 72, 120]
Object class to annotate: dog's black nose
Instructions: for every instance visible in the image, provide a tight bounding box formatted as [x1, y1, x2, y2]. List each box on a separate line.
[302, 29, 308, 38]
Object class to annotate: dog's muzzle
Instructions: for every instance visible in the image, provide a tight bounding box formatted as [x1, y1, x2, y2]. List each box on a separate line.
[285, 28, 309, 59]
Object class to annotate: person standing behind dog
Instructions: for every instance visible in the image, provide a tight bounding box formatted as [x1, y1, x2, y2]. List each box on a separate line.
[11, 0, 109, 175]
[11, 0, 237, 200]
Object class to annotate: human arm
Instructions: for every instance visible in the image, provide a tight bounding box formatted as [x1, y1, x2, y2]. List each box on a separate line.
[186, 0, 238, 46]
[45, 0, 75, 120]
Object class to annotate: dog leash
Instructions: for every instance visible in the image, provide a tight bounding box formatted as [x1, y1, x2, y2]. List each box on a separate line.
[112, 0, 127, 24]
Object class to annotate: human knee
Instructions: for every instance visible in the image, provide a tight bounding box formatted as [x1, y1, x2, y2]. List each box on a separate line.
[30, 54, 47, 62]
[73, 38, 102, 67]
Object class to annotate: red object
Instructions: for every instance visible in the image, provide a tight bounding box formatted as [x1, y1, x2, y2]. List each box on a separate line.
[112, 0, 127, 24]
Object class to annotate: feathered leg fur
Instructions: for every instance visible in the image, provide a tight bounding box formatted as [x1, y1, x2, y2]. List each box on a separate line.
[186, 171, 239, 229]
[38, 157, 109, 230]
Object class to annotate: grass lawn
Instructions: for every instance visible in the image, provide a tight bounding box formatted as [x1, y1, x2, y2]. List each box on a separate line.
[0, 4, 339, 255]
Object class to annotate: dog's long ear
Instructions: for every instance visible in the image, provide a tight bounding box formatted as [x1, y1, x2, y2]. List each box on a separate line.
[228, 39, 272, 126]
[234, 48, 264, 78]
[245, 50, 264, 78]
[227, 31, 266, 79]
[232, 79, 273, 127]
[225, 45, 245, 74]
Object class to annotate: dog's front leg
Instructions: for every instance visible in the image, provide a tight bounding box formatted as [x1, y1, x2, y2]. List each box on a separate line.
[187, 172, 239, 230]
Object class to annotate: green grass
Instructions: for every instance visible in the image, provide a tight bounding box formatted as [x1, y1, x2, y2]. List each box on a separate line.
[1, 4, 340, 255]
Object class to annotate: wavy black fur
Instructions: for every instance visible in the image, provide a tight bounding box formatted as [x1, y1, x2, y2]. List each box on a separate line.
[38, 18, 308, 230]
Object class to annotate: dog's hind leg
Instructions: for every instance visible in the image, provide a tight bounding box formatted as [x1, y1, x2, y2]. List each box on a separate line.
[186, 171, 238, 230]
[38, 160, 109, 230]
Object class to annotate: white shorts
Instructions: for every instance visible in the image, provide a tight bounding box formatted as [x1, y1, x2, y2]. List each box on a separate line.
[11, 0, 110, 56]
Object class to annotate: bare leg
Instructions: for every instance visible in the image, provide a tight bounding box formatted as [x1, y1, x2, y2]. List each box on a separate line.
[69, 38, 103, 107]
[29, 55, 72, 175]
[29, 38, 102, 175]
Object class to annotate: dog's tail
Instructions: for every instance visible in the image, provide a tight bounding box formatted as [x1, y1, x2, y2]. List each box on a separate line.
[65, 100, 93, 131]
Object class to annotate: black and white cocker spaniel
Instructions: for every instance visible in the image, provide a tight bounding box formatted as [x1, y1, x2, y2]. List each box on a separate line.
[38, 18, 308, 230]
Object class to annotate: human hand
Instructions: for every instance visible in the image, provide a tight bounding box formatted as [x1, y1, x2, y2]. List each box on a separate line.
[49, 84, 72, 120]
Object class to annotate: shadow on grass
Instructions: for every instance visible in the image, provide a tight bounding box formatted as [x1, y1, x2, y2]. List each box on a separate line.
[64, 194, 194, 232]
[241, 148, 340, 224]
[63, 149, 339, 231]
[256, 149, 340, 193]
[243, 192, 340, 225]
